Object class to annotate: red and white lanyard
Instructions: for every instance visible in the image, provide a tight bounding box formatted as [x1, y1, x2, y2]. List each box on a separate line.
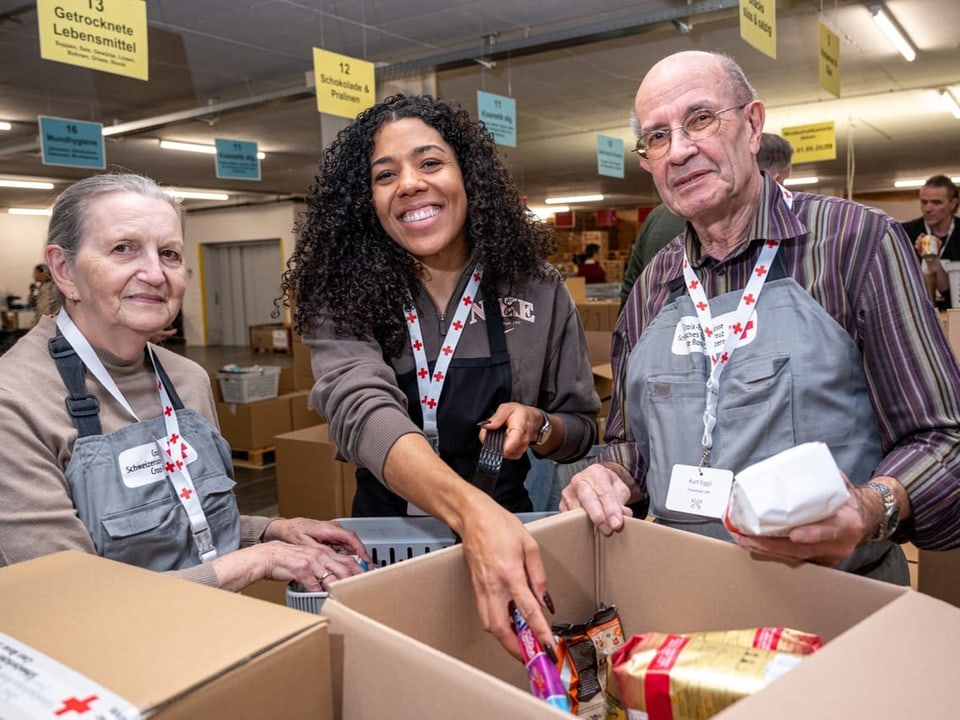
[681, 186, 792, 467]
[56, 310, 217, 563]
[406, 265, 483, 452]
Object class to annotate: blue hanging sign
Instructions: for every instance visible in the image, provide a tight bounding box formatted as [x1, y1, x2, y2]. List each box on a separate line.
[215, 138, 261, 181]
[476, 91, 516, 147]
[39, 116, 105, 169]
[597, 134, 624, 179]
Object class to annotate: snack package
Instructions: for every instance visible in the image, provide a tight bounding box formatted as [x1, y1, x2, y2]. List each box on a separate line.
[554, 606, 625, 718]
[514, 604, 571, 712]
[608, 630, 817, 720]
[724, 441, 850, 537]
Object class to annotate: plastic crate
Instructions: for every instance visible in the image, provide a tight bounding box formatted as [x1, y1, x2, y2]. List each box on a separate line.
[285, 512, 554, 614]
[217, 365, 282, 403]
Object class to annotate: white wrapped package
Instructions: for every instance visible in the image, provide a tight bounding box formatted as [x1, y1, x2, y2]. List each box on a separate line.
[724, 442, 850, 537]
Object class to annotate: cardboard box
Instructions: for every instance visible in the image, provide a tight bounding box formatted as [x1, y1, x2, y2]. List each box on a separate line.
[249, 323, 291, 353]
[290, 388, 324, 429]
[593, 362, 614, 421]
[918, 547, 960, 608]
[576, 299, 619, 331]
[585, 330, 612, 366]
[217, 394, 292, 450]
[276, 424, 357, 520]
[565, 276, 587, 304]
[322, 512, 960, 720]
[0, 551, 332, 719]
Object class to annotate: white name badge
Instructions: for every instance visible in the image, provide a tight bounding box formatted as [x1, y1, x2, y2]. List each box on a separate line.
[671, 310, 758, 357]
[119, 440, 198, 488]
[665, 464, 734, 519]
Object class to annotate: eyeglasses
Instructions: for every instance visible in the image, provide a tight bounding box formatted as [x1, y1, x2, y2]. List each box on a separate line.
[632, 104, 748, 161]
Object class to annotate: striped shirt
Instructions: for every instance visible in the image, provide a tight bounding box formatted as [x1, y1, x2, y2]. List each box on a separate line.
[602, 174, 960, 549]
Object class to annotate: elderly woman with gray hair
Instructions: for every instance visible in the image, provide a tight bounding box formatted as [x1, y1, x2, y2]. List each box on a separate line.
[0, 172, 369, 591]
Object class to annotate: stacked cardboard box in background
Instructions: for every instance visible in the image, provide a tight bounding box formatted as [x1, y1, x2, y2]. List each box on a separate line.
[249, 323, 292, 353]
[276, 423, 357, 521]
[576, 299, 619, 331]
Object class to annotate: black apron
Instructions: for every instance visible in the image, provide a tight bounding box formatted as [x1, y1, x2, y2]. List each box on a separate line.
[352, 294, 532, 516]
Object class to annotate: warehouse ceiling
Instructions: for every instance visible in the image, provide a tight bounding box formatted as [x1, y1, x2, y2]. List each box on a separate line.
[0, 0, 958, 215]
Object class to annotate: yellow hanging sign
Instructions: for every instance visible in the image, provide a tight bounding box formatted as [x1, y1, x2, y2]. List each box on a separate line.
[782, 121, 837, 163]
[37, 0, 148, 81]
[313, 49, 375, 120]
[739, 0, 777, 59]
[819, 21, 841, 98]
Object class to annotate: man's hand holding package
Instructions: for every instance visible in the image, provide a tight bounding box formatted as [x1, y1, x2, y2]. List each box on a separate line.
[559, 462, 635, 536]
[731, 481, 872, 567]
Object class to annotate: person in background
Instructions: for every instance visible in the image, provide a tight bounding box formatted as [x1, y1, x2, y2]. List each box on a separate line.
[31, 262, 59, 324]
[619, 205, 685, 309]
[755, 131, 793, 184]
[576, 242, 607, 283]
[900, 174, 960, 309]
[281, 94, 599, 660]
[27, 263, 46, 308]
[619, 132, 793, 308]
[562, 50, 960, 585]
[0, 172, 370, 595]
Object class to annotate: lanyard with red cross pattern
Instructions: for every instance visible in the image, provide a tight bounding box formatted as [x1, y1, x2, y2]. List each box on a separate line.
[405, 264, 483, 453]
[681, 186, 792, 467]
[56, 310, 217, 563]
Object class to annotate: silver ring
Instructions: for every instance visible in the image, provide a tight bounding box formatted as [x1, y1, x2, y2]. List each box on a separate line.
[318, 570, 334, 584]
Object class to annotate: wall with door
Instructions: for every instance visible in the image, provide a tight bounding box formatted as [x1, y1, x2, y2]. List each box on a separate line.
[0, 213, 51, 310]
[183, 201, 304, 347]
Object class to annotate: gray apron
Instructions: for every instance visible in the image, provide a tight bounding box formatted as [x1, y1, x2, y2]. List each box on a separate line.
[51, 334, 241, 571]
[626, 266, 909, 584]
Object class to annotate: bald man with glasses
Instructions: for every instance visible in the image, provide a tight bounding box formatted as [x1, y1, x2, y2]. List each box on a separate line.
[563, 50, 960, 585]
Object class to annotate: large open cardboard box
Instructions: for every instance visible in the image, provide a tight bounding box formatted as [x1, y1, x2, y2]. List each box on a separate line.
[323, 512, 958, 719]
[0, 551, 332, 719]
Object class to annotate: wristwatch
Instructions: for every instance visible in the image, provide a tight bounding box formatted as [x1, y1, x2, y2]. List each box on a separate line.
[866, 481, 900, 542]
[535, 410, 553, 446]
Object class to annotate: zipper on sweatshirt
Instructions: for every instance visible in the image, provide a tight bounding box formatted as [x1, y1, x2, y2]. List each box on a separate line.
[437, 312, 446, 334]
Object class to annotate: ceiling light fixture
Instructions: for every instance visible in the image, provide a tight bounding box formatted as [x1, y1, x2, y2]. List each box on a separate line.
[0, 179, 55, 189]
[544, 194, 604, 205]
[0, 121, 11, 131]
[869, 4, 916, 62]
[167, 189, 230, 201]
[529, 205, 569, 219]
[159, 139, 265, 160]
[783, 177, 819, 187]
[895, 177, 960, 189]
[8, 208, 52, 216]
[938, 89, 960, 119]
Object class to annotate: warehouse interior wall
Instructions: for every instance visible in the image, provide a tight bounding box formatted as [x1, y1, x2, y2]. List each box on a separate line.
[0, 191, 922, 340]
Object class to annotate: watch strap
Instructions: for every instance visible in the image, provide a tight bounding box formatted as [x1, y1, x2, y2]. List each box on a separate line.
[866, 481, 899, 542]
[535, 409, 552, 446]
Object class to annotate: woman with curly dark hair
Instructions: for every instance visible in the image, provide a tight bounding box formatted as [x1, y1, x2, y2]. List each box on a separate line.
[281, 94, 598, 658]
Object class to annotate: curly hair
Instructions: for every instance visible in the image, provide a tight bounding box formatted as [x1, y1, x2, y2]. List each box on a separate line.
[280, 93, 556, 359]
